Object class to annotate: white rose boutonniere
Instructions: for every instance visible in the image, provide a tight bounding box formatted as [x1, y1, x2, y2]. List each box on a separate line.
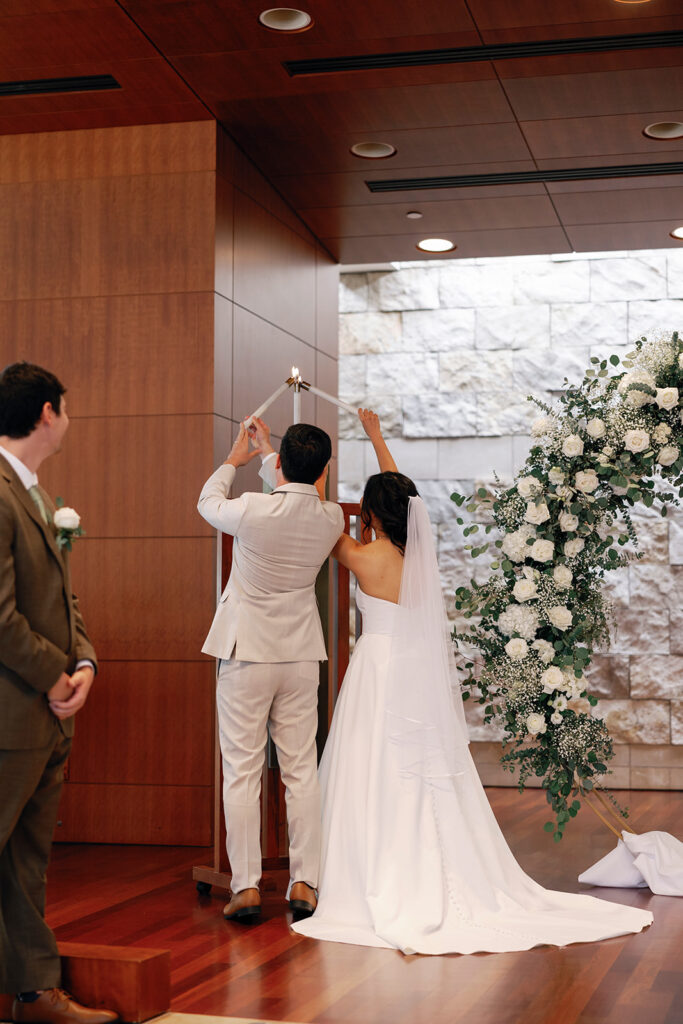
[623, 429, 650, 454]
[586, 418, 606, 438]
[655, 386, 679, 410]
[657, 445, 680, 467]
[526, 712, 547, 736]
[53, 503, 84, 551]
[513, 578, 538, 602]
[525, 501, 550, 526]
[548, 605, 573, 631]
[562, 434, 584, 458]
[575, 470, 599, 494]
[558, 510, 579, 532]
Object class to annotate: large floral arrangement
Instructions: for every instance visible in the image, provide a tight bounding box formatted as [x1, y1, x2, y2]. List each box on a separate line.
[452, 332, 683, 840]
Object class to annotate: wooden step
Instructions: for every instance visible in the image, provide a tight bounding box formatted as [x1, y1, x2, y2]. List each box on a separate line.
[59, 943, 170, 1023]
[0, 944, 170, 1024]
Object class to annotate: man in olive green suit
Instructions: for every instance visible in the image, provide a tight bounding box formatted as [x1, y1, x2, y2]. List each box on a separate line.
[0, 363, 117, 1024]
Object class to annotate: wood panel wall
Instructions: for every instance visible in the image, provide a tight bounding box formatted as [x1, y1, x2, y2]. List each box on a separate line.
[0, 119, 339, 845]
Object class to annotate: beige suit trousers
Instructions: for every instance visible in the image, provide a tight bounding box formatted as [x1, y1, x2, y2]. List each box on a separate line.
[216, 658, 320, 894]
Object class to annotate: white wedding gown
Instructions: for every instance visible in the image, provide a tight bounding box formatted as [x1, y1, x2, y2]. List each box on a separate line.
[293, 583, 653, 956]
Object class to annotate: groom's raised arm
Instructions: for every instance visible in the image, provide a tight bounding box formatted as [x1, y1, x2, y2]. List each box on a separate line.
[197, 422, 259, 535]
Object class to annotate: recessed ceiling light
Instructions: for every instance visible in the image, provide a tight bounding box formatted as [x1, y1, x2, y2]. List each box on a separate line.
[258, 8, 312, 32]
[350, 142, 397, 159]
[643, 121, 683, 140]
[612, 0, 654, 4]
[406, 210, 423, 219]
[416, 238, 456, 253]
[670, 227, 683, 240]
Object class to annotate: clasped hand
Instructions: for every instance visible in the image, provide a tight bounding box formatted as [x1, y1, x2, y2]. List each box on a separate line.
[226, 417, 274, 468]
[47, 666, 95, 720]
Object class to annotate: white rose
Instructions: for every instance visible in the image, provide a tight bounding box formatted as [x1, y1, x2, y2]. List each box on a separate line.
[548, 605, 573, 631]
[553, 564, 573, 590]
[550, 711, 563, 725]
[541, 666, 564, 694]
[551, 695, 568, 711]
[562, 434, 584, 458]
[53, 507, 80, 530]
[586, 418, 606, 438]
[655, 387, 679, 410]
[575, 470, 599, 494]
[530, 539, 554, 562]
[517, 475, 542, 499]
[624, 428, 650, 454]
[555, 485, 573, 501]
[532, 639, 555, 664]
[504, 638, 528, 661]
[513, 578, 537, 602]
[526, 712, 547, 736]
[558, 511, 579, 532]
[525, 502, 550, 526]
[564, 538, 585, 557]
[548, 467, 564, 485]
[657, 445, 680, 467]
[531, 416, 554, 437]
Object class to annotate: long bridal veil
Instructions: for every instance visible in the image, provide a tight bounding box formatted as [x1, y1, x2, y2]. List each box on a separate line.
[385, 495, 470, 788]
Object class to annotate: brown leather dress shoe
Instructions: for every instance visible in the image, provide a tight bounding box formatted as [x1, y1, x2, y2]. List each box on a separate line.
[12, 990, 118, 1024]
[223, 886, 261, 923]
[289, 881, 317, 921]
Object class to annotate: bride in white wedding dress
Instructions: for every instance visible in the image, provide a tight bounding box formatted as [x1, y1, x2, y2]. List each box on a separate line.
[292, 411, 653, 956]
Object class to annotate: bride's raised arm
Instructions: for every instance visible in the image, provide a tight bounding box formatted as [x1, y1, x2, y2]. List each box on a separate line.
[332, 409, 397, 572]
[359, 408, 397, 472]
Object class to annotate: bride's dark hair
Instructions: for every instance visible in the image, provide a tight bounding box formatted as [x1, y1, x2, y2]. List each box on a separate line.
[360, 472, 419, 555]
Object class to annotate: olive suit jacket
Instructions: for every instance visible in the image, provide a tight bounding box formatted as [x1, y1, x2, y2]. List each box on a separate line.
[0, 454, 97, 750]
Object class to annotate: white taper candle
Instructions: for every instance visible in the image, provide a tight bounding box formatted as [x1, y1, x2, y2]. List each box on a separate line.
[243, 381, 290, 427]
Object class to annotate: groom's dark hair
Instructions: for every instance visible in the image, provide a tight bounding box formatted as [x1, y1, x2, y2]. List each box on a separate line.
[280, 423, 332, 485]
[0, 362, 66, 438]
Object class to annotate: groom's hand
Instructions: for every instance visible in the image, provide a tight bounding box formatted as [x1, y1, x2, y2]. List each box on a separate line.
[247, 417, 275, 458]
[226, 423, 260, 468]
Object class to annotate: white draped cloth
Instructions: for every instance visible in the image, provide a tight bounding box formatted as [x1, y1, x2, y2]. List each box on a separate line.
[293, 498, 654, 955]
[579, 831, 683, 897]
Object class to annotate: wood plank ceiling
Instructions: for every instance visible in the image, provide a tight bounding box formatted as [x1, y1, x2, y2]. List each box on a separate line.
[2, 0, 683, 263]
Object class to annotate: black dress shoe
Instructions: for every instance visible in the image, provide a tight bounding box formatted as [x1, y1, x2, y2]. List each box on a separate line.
[289, 881, 317, 921]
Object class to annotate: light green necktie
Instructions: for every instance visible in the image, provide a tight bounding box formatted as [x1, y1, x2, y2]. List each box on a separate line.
[28, 484, 49, 525]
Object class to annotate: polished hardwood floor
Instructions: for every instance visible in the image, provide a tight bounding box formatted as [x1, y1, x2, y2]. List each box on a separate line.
[47, 789, 682, 1024]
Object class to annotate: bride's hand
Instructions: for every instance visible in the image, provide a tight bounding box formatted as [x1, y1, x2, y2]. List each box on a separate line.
[359, 408, 382, 441]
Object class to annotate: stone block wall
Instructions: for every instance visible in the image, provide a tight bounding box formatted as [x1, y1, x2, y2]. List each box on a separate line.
[338, 250, 683, 790]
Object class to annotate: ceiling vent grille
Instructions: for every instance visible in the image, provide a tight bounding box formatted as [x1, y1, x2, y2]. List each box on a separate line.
[284, 29, 683, 75]
[366, 161, 683, 193]
[0, 74, 121, 97]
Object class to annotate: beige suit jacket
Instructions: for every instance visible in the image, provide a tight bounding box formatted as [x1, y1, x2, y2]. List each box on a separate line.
[0, 455, 97, 749]
[198, 462, 344, 663]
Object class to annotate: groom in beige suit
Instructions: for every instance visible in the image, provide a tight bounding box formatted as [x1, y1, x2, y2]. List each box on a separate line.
[198, 418, 343, 922]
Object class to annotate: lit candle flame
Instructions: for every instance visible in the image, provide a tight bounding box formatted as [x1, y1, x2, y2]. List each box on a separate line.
[291, 365, 300, 380]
